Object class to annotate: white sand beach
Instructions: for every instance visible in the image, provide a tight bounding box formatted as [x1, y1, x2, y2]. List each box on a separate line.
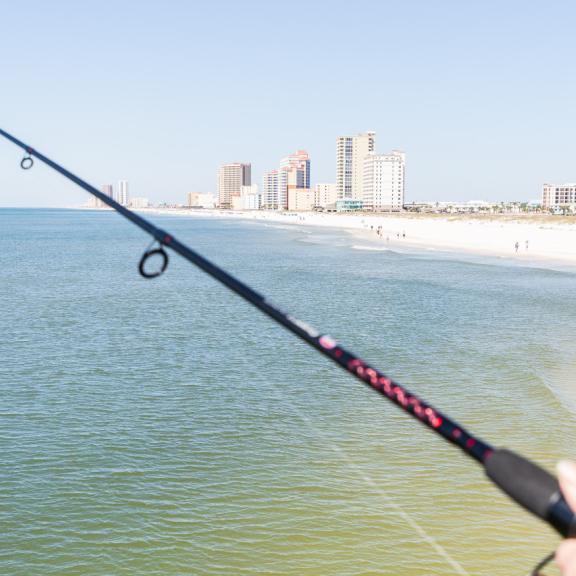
[141, 208, 576, 266]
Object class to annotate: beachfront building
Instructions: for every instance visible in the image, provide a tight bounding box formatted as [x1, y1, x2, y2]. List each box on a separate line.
[93, 184, 114, 208]
[336, 131, 375, 201]
[262, 169, 279, 210]
[278, 150, 310, 210]
[542, 183, 576, 211]
[263, 150, 311, 210]
[117, 180, 129, 206]
[217, 163, 251, 209]
[240, 185, 261, 210]
[336, 199, 363, 212]
[363, 150, 405, 211]
[130, 197, 150, 208]
[314, 183, 337, 209]
[288, 187, 314, 211]
[187, 192, 216, 208]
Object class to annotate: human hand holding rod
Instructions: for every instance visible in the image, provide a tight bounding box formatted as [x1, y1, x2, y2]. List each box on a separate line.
[557, 462, 576, 575]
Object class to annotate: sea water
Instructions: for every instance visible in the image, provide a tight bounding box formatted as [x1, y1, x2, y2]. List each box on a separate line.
[1, 208, 575, 575]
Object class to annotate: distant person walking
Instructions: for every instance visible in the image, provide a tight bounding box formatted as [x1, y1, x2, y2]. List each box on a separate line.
[515, 241, 519, 253]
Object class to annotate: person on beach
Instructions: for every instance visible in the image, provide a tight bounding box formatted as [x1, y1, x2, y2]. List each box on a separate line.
[556, 460, 576, 574]
[515, 241, 519, 253]
[525, 240, 529, 251]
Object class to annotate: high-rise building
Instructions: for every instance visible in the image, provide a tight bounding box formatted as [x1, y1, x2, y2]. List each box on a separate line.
[336, 131, 375, 200]
[278, 150, 310, 210]
[217, 163, 251, 209]
[117, 180, 129, 206]
[363, 150, 405, 211]
[95, 184, 114, 208]
[314, 183, 337, 209]
[262, 169, 279, 210]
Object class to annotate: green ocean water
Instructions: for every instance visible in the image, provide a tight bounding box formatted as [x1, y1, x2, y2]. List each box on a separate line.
[1, 208, 575, 575]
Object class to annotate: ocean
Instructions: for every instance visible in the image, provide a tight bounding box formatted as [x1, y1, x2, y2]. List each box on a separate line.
[1, 208, 575, 575]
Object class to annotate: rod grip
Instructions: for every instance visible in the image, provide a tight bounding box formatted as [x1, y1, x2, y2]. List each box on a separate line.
[485, 448, 576, 537]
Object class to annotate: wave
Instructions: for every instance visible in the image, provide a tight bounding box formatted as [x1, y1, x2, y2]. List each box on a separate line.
[351, 244, 390, 252]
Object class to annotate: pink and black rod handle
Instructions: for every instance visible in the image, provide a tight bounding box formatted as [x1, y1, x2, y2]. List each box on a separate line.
[1, 126, 574, 538]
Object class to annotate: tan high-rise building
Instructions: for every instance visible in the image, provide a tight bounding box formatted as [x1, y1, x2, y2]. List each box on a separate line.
[336, 131, 375, 200]
[217, 163, 251, 209]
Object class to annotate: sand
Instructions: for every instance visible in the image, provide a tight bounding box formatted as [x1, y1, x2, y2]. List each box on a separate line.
[140, 208, 576, 266]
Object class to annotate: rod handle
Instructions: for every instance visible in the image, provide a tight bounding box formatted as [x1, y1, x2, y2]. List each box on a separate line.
[485, 448, 576, 537]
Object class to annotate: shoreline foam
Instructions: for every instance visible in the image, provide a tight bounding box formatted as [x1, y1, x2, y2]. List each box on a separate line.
[135, 208, 576, 268]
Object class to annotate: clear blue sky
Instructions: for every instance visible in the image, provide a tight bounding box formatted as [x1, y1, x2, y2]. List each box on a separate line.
[1, 0, 575, 207]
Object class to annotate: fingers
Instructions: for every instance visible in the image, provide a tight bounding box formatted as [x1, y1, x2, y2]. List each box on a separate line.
[557, 539, 576, 576]
[558, 461, 576, 513]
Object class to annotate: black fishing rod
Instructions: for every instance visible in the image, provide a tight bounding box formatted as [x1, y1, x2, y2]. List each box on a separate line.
[2, 128, 574, 549]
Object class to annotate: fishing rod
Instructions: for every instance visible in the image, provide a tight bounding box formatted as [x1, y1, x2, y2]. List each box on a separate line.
[2, 127, 574, 556]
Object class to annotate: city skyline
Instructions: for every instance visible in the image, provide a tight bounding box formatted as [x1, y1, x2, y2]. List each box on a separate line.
[1, 1, 576, 207]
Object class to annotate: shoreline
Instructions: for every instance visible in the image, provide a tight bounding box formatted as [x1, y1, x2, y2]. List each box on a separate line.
[135, 208, 576, 268]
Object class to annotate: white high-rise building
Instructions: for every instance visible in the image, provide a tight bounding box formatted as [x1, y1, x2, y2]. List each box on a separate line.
[117, 180, 129, 206]
[217, 163, 251, 209]
[363, 150, 405, 212]
[314, 183, 337, 209]
[262, 169, 279, 210]
[336, 131, 375, 200]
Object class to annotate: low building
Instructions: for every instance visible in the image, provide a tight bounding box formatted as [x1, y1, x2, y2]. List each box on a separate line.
[187, 192, 216, 208]
[542, 183, 576, 210]
[130, 197, 149, 208]
[287, 188, 314, 211]
[240, 185, 261, 210]
[336, 199, 363, 212]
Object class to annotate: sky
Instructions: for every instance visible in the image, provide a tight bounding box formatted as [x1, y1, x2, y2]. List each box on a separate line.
[1, 0, 575, 207]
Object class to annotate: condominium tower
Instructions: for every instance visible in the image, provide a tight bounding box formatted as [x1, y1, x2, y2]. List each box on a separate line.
[117, 180, 129, 206]
[217, 163, 251, 209]
[363, 151, 405, 211]
[263, 150, 310, 210]
[262, 169, 279, 210]
[279, 150, 310, 210]
[336, 131, 375, 200]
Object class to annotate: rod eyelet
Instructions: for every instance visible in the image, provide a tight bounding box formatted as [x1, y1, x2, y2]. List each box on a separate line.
[21, 156, 33, 170]
[138, 247, 169, 279]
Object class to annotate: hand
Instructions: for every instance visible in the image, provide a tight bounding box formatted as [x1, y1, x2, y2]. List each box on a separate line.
[556, 461, 576, 575]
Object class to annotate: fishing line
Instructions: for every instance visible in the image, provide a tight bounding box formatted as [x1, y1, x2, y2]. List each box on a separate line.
[1, 128, 574, 568]
[265, 383, 471, 575]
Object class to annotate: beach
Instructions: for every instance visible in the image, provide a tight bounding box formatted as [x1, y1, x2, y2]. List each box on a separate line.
[139, 208, 576, 266]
